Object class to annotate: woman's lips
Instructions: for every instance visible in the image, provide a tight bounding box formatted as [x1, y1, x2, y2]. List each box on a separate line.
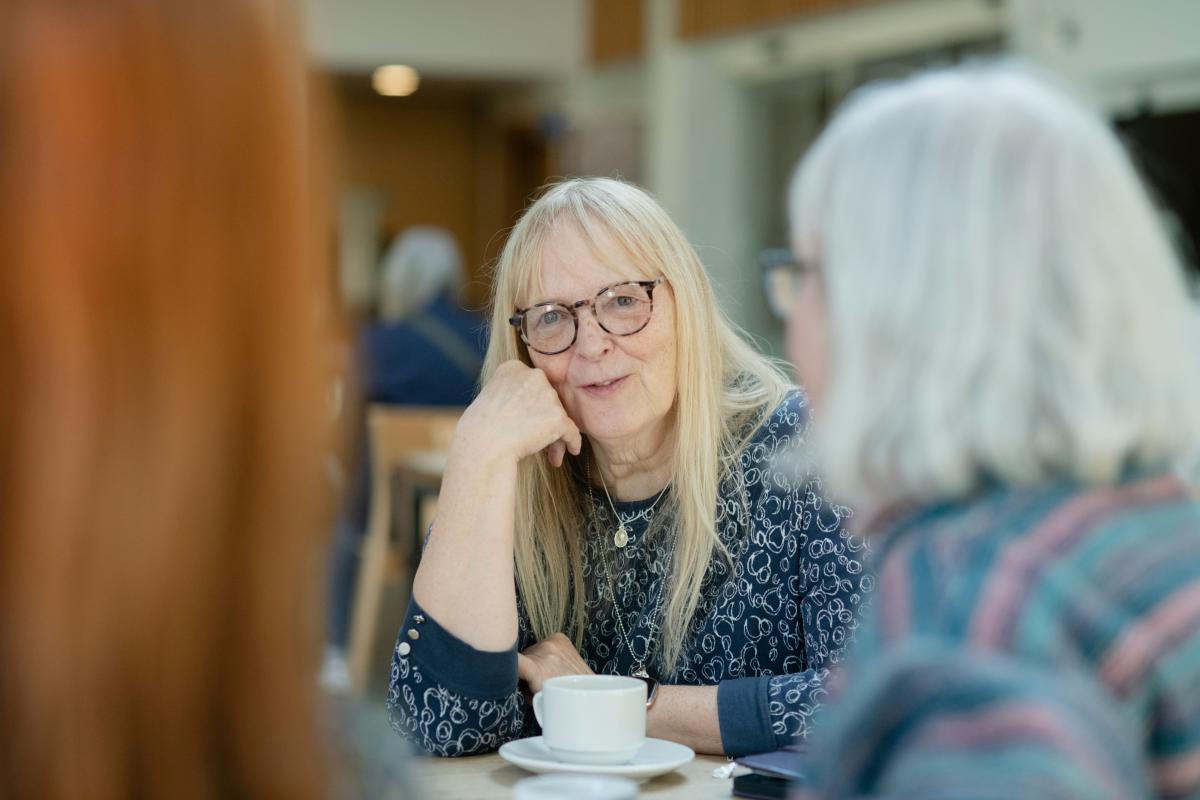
[579, 375, 628, 397]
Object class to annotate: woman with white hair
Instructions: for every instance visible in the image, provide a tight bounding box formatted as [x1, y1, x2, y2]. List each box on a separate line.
[386, 178, 870, 757]
[768, 64, 1200, 798]
[364, 225, 483, 406]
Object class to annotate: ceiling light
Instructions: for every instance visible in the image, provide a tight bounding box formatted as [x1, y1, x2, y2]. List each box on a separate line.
[372, 65, 420, 97]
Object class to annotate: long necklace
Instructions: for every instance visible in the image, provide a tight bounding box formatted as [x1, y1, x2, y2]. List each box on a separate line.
[585, 459, 674, 678]
[594, 461, 669, 548]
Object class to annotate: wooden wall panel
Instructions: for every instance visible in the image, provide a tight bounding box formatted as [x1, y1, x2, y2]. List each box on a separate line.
[331, 78, 552, 312]
[679, 0, 880, 40]
[591, 0, 645, 64]
[334, 86, 481, 308]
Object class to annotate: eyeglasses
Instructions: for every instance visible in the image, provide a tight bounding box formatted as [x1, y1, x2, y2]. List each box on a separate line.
[759, 248, 817, 321]
[509, 278, 664, 356]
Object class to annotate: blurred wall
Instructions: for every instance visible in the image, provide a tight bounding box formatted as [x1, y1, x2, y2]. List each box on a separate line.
[330, 80, 552, 315]
[642, 0, 1001, 355]
[306, 0, 586, 78]
[309, 0, 1200, 344]
[333, 84, 480, 313]
[1011, 0, 1200, 114]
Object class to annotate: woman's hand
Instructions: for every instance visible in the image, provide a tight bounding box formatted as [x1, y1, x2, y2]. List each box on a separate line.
[518, 633, 594, 694]
[412, 360, 576, 651]
[454, 360, 582, 468]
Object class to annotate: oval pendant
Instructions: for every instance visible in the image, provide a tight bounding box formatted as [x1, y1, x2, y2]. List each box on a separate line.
[613, 525, 629, 548]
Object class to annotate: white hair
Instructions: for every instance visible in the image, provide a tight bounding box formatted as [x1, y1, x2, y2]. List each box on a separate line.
[377, 226, 465, 321]
[789, 63, 1200, 506]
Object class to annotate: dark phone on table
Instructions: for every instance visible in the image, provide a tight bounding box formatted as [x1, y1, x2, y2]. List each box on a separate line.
[732, 772, 790, 800]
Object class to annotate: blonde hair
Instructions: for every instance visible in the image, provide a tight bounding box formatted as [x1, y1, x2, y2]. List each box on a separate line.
[485, 178, 789, 673]
[789, 63, 1200, 507]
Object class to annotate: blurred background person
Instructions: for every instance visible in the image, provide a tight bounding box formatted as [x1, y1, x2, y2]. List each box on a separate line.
[321, 225, 485, 691]
[768, 64, 1200, 798]
[0, 0, 341, 797]
[366, 225, 486, 407]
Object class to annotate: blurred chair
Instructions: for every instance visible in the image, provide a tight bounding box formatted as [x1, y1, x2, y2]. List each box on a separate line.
[347, 405, 460, 695]
[323, 227, 483, 687]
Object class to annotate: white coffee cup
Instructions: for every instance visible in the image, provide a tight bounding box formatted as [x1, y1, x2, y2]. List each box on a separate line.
[532, 675, 647, 765]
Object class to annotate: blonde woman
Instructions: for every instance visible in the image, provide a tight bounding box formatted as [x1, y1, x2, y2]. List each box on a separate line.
[772, 65, 1200, 797]
[387, 178, 869, 757]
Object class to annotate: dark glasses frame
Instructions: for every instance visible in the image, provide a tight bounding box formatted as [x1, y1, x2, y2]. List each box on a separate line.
[508, 278, 665, 355]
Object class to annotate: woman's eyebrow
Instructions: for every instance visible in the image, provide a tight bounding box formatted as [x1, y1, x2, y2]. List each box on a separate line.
[523, 288, 586, 308]
[522, 296, 564, 309]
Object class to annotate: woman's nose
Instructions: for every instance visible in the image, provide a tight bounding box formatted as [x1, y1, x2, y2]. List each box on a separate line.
[573, 309, 612, 359]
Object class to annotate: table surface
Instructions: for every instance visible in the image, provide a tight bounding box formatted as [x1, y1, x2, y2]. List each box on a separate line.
[415, 750, 734, 799]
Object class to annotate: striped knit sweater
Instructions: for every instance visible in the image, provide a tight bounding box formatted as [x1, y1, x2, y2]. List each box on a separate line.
[798, 471, 1200, 799]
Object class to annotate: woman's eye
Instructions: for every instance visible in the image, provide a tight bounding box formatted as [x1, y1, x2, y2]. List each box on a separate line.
[539, 310, 562, 326]
[606, 293, 641, 310]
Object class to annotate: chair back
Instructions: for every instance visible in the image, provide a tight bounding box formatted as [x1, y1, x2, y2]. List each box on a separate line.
[348, 404, 461, 695]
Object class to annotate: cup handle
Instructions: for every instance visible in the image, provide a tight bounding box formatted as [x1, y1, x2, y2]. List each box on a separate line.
[532, 691, 544, 727]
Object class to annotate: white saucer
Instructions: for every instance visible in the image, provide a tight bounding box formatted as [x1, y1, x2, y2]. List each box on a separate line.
[499, 736, 694, 781]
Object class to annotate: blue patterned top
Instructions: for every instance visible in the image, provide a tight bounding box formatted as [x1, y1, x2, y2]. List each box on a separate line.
[386, 391, 871, 757]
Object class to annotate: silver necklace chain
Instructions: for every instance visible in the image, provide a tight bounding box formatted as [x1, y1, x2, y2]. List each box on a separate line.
[594, 461, 669, 548]
[585, 459, 674, 678]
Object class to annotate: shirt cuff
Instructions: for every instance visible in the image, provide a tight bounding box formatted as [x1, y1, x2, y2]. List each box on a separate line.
[400, 598, 518, 699]
[717, 676, 778, 757]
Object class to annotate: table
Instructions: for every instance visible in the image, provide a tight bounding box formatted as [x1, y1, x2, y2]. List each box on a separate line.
[414, 751, 735, 799]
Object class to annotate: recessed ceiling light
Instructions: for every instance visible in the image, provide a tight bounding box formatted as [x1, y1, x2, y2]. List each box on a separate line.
[372, 65, 420, 97]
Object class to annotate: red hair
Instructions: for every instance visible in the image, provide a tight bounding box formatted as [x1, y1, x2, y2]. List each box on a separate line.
[0, 1, 334, 796]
